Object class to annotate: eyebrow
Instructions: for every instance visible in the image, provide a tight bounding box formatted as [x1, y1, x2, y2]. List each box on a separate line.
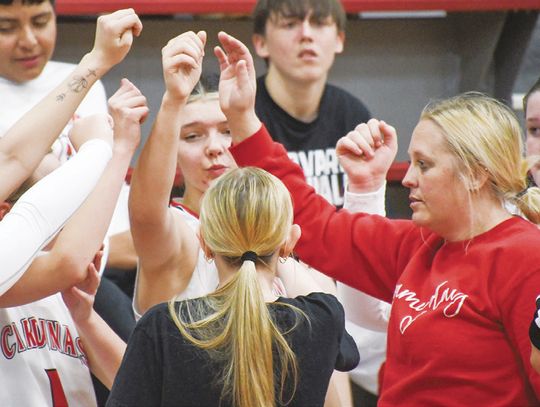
[181, 120, 228, 129]
[32, 12, 53, 19]
[0, 12, 52, 22]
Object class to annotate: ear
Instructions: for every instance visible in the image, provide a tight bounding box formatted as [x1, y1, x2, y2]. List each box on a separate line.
[0, 201, 12, 221]
[469, 167, 490, 192]
[334, 31, 345, 54]
[197, 231, 214, 260]
[279, 224, 301, 258]
[252, 34, 270, 59]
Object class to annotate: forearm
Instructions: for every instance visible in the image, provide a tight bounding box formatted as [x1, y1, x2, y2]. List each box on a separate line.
[130, 96, 184, 225]
[344, 182, 387, 216]
[0, 139, 112, 298]
[0, 143, 132, 305]
[336, 285, 390, 331]
[76, 310, 127, 389]
[53, 144, 135, 282]
[276, 258, 323, 297]
[339, 182, 390, 330]
[0, 52, 112, 201]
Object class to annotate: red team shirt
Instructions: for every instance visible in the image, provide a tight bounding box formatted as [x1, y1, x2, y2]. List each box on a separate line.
[231, 125, 540, 406]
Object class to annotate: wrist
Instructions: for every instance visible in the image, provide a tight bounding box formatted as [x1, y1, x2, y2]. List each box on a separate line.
[348, 176, 387, 194]
[82, 51, 113, 77]
[74, 308, 99, 332]
[228, 111, 262, 144]
[162, 91, 189, 108]
[113, 140, 138, 158]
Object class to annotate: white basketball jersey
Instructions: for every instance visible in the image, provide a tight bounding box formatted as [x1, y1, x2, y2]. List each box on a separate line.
[0, 294, 96, 406]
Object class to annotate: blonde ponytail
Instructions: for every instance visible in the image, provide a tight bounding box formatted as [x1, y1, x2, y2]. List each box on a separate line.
[169, 167, 302, 407]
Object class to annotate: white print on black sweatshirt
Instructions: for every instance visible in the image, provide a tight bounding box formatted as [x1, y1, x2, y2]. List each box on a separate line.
[288, 147, 347, 207]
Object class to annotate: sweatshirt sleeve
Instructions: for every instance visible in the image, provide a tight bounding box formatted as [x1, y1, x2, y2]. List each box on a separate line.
[0, 139, 112, 295]
[230, 125, 421, 302]
[499, 268, 540, 398]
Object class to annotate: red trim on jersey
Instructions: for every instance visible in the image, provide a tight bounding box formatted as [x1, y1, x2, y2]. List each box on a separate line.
[170, 200, 199, 219]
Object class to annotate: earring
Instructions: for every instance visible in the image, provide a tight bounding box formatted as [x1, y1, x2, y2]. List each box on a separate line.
[205, 256, 214, 264]
[278, 256, 287, 264]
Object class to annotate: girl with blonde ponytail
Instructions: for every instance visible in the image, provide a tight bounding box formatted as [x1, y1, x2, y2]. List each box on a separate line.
[108, 167, 358, 407]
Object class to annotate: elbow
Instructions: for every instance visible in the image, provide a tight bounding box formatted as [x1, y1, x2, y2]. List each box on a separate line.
[53, 250, 90, 287]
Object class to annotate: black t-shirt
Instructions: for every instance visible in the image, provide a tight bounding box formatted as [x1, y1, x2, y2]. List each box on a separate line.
[107, 293, 359, 407]
[255, 75, 371, 207]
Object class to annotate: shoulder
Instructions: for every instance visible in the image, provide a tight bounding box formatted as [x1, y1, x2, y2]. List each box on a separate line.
[487, 217, 540, 260]
[323, 83, 370, 116]
[282, 292, 345, 325]
[169, 201, 199, 231]
[135, 302, 172, 334]
[255, 75, 276, 112]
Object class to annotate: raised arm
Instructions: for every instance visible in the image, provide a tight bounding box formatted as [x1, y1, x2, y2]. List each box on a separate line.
[129, 31, 206, 315]
[0, 8, 142, 202]
[216, 32, 411, 301]
[0, 79, 148, 306]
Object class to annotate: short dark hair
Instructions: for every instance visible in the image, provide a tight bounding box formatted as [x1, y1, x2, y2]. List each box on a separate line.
[0, 0, 54, 6]
[523, 77, 540, 114]
[253, 0, 346, 36]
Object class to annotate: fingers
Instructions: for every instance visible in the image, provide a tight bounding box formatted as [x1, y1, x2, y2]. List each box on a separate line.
[213, 46, 229, 72]
[217, 31, 251, 62]
[235, 60, 250, 90]
[197, 30, 207, 44]
[336, 136, 364, 157]
[104, 8, 143, 39]
[92, 250, 104, 274]
[344, 122, 377, 158]
[84, 261, 101, 296]
[217, 31, 255, 79]
[108, 78, 148, 121]
[163, 31, 205, 67]
[93, 8, 142, 68]
[161, 31, 206, 99]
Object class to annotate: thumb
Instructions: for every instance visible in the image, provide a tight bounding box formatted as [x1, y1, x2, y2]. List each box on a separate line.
[197, 30, 207, 47]
[118, 28, 134, 48]
[379, 120, 398, 150]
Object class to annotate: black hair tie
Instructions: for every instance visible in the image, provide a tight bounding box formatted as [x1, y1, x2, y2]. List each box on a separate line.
[240, 251, 258, 263]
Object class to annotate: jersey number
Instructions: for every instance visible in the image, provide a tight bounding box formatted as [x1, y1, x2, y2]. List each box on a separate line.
[45, 369, 68, 407]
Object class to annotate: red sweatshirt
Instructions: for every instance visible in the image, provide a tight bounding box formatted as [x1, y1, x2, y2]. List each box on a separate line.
[231, 125, 540, 406]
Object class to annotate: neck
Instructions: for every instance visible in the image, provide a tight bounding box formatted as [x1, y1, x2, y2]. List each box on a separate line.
[180, 185, 204, 215]
[442, 193, 511, 242]
[215, 256, 278, 302]
[265, 66, 326, 123]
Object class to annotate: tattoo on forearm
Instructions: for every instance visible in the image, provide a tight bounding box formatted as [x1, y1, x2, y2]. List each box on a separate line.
[55, 68, 97, 103]
[68, 75, 88, 93]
